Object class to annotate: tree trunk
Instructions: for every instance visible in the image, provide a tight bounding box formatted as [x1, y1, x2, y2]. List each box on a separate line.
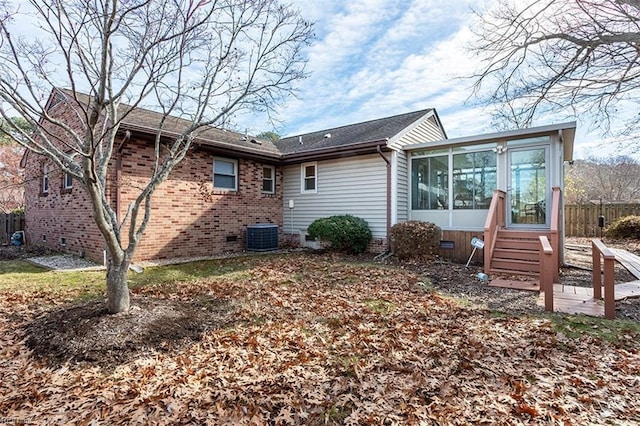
[106, 259, 130, 313]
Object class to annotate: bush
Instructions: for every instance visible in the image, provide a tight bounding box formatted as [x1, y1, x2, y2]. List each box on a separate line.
[307, 215, 372, 253]
[390, 221, 441, 260]
[605, 215, 640, 239]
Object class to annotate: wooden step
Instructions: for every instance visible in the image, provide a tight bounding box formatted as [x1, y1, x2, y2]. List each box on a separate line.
[497, 230, 550, 239]
[493, 247, 539, 261]
[490, 257, 539, 273]
[489, 268, 539, 277]
[494, 238, 539, 250]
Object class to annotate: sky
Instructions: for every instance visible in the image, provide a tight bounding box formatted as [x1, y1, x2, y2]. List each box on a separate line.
[4, 0, 631, 160]
[252, 0, 625, 160]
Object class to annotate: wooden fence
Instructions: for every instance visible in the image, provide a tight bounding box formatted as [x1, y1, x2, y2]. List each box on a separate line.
[1, 213, 25, 245]
[565, 203, 640, 237]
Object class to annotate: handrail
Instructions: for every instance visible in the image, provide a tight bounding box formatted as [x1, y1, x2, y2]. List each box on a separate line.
[483, 190, 506, 274]
[539, 236, 554, 312]
[592, 238, 616, 319]
[549, 187, 561, 283]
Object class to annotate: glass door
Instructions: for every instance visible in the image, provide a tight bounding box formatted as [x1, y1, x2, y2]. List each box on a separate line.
[508, 146, 549, 227]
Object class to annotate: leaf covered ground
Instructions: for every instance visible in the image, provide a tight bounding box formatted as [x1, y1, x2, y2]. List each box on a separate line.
[1, 253, 640, 424]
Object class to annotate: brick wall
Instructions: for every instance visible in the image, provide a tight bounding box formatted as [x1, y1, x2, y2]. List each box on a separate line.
[25, 140, 283, 263]
[24, 95, 283, 263]
[24, 157, 106, 261]
[118, 139, 283, 261]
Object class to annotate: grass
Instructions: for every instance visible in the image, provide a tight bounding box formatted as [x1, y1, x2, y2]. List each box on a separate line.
[0, 255, 266, 302]
[550, 313, 640, 348]
[0, 260, 106, 299]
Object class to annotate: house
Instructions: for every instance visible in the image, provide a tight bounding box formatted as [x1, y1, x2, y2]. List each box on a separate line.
[23, 89, 575, 277]
[23, 90, 284, 262]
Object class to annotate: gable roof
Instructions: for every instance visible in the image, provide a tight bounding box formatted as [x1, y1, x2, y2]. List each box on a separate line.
[54, 89, 281, 158]
[275, 109, 436, 155]
[51, 89, 442, 162]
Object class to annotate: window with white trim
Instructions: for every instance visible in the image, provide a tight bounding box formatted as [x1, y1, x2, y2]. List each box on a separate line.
[63, 171, 73, 189]
[42, 164, 49, 193]
[301, 162, 317, 193]
[213, 158, 238, 190]
[262, 165, 275, 194]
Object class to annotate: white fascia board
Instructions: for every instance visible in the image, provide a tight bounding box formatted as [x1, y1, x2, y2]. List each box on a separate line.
[386, 110, 436, 147]
[403, 121, 577, 151]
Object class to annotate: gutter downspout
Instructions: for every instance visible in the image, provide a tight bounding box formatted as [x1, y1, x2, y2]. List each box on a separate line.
[377, 144, 391, 252]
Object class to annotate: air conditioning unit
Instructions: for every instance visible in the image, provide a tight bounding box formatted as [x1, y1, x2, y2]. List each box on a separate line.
[246, 224, 278, 251]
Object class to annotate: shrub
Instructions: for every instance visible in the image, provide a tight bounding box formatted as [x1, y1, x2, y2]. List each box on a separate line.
[307, 215, 372, 253]
[390, 221, 441, 260]
[605, 215, 640, 239]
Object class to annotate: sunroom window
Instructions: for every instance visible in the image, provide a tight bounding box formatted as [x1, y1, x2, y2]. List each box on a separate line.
[452, 151, 496, 209]
[411, 155, 448, 210]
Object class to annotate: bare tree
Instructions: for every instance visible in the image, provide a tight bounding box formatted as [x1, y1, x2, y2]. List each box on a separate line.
[0, 0, 312, 313]
[0, 117, 30, 213]
[0, 145, 24, 213]
[565, 156, 640, 203]
[470, 0, 640, 139]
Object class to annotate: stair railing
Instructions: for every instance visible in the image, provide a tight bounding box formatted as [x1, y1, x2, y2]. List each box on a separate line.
[550, 187, 561, 283]
[483, 189, 506, 274]
[539, 235, 554, 312]
[592, 238, 616, 319]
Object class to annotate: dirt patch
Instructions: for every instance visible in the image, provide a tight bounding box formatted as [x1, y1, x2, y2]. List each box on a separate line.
[0, 244, 52, 260]
[25, 296, 237, 369]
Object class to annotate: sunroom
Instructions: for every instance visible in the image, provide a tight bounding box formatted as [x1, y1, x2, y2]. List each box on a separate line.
[404, 122, 576, 275]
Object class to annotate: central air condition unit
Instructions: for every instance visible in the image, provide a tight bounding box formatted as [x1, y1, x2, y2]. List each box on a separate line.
[246, 223, 278, 251]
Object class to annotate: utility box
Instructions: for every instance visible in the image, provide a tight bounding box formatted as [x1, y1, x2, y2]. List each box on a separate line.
[246, 224, 278, 251]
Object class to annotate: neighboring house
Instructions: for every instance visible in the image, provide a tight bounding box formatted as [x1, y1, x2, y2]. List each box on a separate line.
[23, 88, 575, 277]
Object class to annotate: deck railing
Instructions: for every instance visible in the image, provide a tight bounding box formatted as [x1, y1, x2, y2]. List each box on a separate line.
[483, 190, 506, 274]
[592, 238, 616, 319]
[539, 235, 554, 312]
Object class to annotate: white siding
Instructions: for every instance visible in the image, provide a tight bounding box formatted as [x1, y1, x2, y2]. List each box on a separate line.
[282, 154, 387, 238]
[395, 150, 409, 223]
[388, 115, 445, 150]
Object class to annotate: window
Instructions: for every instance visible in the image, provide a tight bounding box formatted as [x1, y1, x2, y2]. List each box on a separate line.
[411, 148, 497, 211]
[42, 164, 49, 193]
[262, 165, 275, 193]
[452, 151, 496, 209]
[213, 158, 237, 190]
[301, 162, 317, 193]
[63, 171, 73, 189]
[411, 155, 448, 210]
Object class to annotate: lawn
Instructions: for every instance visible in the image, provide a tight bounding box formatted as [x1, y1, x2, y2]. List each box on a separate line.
[1, 252, 640, 424]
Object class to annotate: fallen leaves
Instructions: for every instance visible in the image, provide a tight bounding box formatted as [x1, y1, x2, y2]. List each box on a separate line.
[1, 253, 639, 424]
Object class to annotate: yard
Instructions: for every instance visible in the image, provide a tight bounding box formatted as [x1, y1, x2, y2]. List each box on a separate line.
[1, 250, 640, 424]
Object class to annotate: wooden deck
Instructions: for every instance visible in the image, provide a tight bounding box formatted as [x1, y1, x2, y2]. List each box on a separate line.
[488, 246, 640, 318]
[536, 282, 640, 317]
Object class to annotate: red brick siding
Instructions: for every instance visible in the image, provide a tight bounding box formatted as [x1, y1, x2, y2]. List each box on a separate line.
[24, 97, 283, 263]
[24, 159, 105, 261]
[115, 140, 283, 261]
